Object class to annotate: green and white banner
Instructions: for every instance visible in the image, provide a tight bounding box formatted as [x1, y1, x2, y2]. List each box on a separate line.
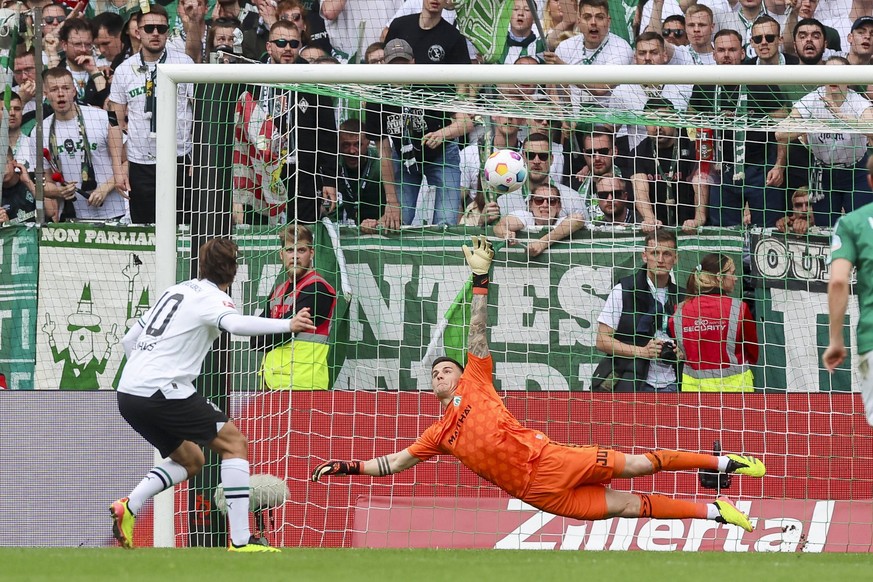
[5, 224, 855, 392]
[0, 226, 38, 390]
[750, 230, 855, 392]
[35, 225, 156, 391]
[454, 0, 514, 63]
[331, 227, 744, 391]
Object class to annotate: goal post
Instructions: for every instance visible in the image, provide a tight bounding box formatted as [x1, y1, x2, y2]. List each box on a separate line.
[153, 63, 873, 550]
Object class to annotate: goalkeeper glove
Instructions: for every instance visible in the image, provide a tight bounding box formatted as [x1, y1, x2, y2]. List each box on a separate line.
[462, 235, 494, 294]
[311, 460, 362, 482]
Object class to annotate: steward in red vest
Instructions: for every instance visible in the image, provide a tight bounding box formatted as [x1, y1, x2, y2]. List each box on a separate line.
[251, 224, 336, 390]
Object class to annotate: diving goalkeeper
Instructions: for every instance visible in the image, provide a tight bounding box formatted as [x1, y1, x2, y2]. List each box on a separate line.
[312, 235, 764, 531]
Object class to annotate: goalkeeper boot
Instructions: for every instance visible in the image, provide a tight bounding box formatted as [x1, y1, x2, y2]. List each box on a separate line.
[228, 536, 281, 553]
[714, 497, 754, 532]
[725, 454, 766, 477]
[110, 497, 136, 549]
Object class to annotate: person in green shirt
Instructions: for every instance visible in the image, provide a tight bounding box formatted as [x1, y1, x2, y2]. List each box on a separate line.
[824, 155, 873, 425]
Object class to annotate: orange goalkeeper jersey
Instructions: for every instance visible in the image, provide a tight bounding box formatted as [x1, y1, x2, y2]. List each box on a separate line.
[407, 354, 550, 498]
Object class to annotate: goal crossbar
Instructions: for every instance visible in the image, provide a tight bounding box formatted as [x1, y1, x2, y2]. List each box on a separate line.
[157, 63, 873, 86]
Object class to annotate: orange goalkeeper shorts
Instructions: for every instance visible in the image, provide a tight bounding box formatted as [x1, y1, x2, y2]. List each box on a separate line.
[522, 443, 624, 521]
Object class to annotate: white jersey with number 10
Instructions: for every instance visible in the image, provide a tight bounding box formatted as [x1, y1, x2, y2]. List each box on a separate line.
[118, 278, 238, 399]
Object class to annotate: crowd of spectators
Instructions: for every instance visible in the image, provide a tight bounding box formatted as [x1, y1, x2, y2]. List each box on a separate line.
[6, 0, 863, 392]
[2, 0, 872, 232]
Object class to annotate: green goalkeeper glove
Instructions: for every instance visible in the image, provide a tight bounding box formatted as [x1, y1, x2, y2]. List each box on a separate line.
[311, 460, 362, 482]
[462, 235, 494, 293]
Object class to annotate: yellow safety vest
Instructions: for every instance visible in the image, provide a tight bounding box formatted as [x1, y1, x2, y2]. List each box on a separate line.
[260, 271, 335, 390]
[262, 333, 330, 390]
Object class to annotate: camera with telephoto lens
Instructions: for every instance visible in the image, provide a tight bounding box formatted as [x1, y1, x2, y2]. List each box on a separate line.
[659, 340, 678, 362]
[210, 46, 242, 64]
[210, 27, 244, 64]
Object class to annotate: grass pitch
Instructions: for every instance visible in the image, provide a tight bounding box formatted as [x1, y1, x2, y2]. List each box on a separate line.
[3, 548, 873, 582]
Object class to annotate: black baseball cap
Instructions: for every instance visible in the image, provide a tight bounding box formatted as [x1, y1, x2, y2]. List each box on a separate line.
[852, 16, 873, 32]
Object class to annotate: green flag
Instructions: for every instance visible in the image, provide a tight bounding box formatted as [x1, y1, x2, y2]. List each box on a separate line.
[420, 277, 471, 372]
[311, 220, 351, 388]
[609, 0, 639, 45]
[454, 0, 515, 63]
[442, 279, 473, 365]
[424, 238, 506, 368]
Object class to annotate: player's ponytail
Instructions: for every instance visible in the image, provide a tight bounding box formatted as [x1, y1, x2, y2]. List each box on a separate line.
[685, 253, 733, 296]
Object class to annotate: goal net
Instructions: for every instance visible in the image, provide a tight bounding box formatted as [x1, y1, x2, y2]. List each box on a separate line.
[152, 63, 873, 552]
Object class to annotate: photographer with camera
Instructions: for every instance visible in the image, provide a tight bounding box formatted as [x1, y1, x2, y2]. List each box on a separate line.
[593, 229, 682, 393]
[207, 17, 244, 63]
[669, 253, 758, 392]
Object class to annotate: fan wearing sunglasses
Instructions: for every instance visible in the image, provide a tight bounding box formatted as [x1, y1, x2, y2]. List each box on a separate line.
[108, 4, 195, 225]
[232, 19, 338, 225]
[593, 177, 636, 226]
[494, 184, 586, 258]
[277, 0, 307, 37]
[661, 15, 688, 47]
[41, 2, 67, 66]
[266, 20, 301, 63]
[574, 129, 631, 209]
[275, 0, 333, 55]
[495, 133, 583, 220]
[743, 15, 796, 66]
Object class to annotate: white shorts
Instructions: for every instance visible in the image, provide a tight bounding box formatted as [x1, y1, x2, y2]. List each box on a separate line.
[858, 351, 873, 427]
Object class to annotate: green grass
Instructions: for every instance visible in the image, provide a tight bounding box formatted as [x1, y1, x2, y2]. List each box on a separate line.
[2, 548, 873, 582]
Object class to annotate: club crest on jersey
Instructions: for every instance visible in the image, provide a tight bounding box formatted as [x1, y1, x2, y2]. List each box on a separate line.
[452, 395, 462, 407]
[428, 44, 445, 62]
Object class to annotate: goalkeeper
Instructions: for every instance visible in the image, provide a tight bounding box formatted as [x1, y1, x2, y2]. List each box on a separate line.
[313, 236, 765, 532]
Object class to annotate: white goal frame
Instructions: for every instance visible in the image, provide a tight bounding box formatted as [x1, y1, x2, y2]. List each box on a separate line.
[153, 62, 873, 547]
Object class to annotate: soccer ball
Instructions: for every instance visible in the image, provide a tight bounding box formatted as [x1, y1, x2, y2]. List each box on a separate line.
[483, 149, 527, 193]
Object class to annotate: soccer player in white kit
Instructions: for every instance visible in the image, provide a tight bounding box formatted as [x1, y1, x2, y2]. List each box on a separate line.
[111, 238, 316, 552]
